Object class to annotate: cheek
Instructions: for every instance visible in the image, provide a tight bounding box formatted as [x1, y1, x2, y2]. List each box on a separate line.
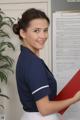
[29, 34, 38, 42]
[25, 33, 33, 41]
[46, 33, 48, 38]
[26, 34, 37, 45]
[28, 32, 37, 38]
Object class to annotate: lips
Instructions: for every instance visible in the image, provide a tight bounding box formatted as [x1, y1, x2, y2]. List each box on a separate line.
[38, 39, 46, 45]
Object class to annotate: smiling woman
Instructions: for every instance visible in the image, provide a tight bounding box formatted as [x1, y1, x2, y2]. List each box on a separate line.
[13, 8, 49, 56]
[12, 8, 80, 120]
[20, 19, 49, 55]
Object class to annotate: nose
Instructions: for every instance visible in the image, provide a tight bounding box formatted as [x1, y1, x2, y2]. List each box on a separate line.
[39, 31, 46, 39]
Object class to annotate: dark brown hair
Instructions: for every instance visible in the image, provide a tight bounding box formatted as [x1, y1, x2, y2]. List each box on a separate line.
[13, 8, 50, 40]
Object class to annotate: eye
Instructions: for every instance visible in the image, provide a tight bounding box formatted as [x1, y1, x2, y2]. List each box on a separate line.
[33, 29, 40, 33]
[44, 29, 48, 32]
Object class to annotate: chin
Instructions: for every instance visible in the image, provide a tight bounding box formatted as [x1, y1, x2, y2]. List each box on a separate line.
[36, 44, 45, 50]
[39, 46, 44, 50]
[39, 44, 45, 49]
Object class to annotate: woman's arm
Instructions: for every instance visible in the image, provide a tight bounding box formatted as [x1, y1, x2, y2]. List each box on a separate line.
[36, 91, 80, 116]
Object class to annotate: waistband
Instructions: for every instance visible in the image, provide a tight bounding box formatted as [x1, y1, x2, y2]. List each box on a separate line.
[21, 111, 63, 120]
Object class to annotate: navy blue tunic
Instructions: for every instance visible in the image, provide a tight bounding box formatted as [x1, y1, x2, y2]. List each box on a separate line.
[16, 45, 57, 112]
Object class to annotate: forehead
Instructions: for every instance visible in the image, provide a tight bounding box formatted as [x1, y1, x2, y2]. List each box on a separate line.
[28, 19, 49, 28]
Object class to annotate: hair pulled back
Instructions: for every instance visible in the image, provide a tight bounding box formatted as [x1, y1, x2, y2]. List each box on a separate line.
[13, 8, 50, 40]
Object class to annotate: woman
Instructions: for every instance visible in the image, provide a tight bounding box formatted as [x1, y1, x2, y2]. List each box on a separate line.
[13, 8, 80, 120]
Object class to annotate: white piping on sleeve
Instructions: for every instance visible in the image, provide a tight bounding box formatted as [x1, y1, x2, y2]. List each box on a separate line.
[32, 85, 49, 95]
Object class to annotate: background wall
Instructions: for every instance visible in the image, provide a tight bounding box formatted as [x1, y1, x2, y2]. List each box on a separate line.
[52, 0, 80, 120]
[51, 0, 80, 12]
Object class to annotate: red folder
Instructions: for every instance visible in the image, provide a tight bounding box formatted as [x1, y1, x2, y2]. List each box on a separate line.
[52, 69, 80, 114]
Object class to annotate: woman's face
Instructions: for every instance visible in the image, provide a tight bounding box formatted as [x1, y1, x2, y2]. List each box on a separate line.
[20, 18, 49, 52]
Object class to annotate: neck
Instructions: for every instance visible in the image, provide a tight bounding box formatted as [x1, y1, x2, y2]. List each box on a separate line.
[22, 43, 40, 57]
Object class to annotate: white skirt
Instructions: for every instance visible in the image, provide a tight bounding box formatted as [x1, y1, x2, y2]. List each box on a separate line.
[21, 111, 63, 120]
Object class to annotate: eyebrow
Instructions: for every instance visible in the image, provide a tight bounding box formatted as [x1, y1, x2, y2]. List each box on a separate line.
[32, 27, 48, 29]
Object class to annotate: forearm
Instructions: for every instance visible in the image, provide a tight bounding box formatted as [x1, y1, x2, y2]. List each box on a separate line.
[45, 98, 75, 115]
[36, 91, 80, 116]
[37, 96, 76, 116]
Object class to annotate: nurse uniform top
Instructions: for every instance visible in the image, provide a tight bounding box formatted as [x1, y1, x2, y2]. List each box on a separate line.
[16, 45, 59, 120]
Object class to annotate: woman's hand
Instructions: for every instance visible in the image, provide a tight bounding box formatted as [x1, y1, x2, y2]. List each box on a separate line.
[72, 91, 80, 104]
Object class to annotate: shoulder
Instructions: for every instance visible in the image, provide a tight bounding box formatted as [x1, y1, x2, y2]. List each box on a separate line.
[20, 45, 42, 65]
[21, 51, 44, 73]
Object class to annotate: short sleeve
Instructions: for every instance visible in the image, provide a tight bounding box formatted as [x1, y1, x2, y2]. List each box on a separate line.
[25, 59, 50, 101]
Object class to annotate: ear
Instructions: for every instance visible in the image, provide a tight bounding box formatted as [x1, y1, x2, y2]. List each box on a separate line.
[20, 29, 26, 39]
